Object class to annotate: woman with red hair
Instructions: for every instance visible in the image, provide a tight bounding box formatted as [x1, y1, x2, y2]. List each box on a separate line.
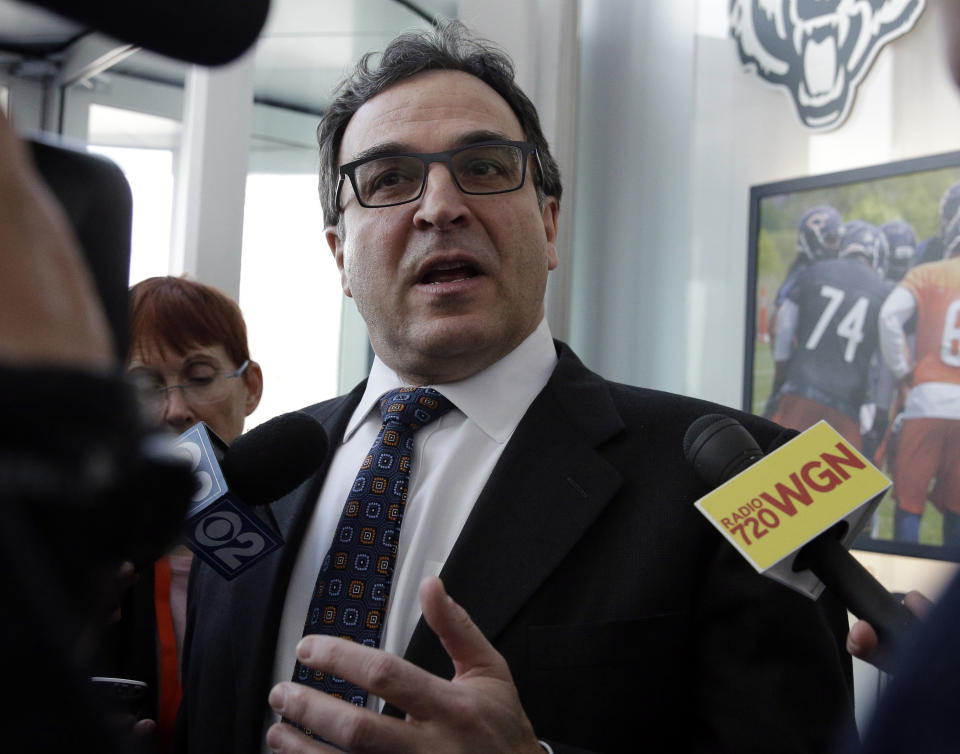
[105, 276, 263, 752]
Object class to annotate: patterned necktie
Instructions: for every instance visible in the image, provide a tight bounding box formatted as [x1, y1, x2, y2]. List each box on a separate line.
[292, 386, 453, 706]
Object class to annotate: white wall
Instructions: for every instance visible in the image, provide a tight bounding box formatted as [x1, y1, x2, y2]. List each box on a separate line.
[571, 0, 698, 390]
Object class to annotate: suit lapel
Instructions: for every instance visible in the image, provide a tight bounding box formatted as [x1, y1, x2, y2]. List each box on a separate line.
[401, 345, 625, 680]
[243, 384, 365, 714]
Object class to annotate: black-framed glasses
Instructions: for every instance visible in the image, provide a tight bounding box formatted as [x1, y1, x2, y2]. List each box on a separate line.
[335, 140, 541, 210]
[129, 359, 250, 418]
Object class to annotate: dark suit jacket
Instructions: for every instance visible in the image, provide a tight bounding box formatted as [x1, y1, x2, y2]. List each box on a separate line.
[176, 342, 854, 753]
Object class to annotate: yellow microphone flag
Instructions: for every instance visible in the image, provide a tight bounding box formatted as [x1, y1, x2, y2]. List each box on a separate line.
[694, 421, 890, 597]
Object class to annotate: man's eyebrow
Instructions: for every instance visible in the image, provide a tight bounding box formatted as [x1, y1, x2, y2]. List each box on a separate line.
[455, 129, 514, 146]
[344, 131, 518, 164]
[346, 141, 410, 164]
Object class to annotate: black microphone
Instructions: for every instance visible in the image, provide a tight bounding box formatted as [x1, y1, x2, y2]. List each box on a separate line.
[21, 0, 272, 66]
[174, 411, 327, 579]
[684, 414, 920, 655]
[221, 411, 329, 506]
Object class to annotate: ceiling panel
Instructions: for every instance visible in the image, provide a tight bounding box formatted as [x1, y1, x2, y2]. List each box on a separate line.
[250, 0, 444, 113]
[1, 0, 459, 115]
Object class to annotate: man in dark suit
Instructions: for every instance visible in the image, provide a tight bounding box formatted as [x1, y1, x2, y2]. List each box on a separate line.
[177, 21, 855, 754]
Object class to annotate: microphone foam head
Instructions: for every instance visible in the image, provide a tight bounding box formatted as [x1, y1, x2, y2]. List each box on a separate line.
[683, 413, 731, 461]
[220, 411, 328, 506]
[683, 413, 763, 486]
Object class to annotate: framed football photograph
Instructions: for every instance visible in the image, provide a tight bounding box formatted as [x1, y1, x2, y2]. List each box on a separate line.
[743, 150, 960, 561]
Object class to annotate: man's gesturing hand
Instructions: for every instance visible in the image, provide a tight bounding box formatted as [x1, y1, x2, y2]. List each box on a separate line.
[265, 576, 543, 754]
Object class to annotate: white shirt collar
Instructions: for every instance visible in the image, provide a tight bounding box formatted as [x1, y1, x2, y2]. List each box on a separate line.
[343, 318, 557, 445]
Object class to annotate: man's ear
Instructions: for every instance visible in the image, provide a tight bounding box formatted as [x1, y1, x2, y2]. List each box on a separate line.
[541, 197, 559, 271]
[242, 360, 264, 416]
[325, 225, 352, 298]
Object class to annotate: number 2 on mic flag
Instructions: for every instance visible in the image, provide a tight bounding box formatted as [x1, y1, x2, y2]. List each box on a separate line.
[694, 421, 890, 595]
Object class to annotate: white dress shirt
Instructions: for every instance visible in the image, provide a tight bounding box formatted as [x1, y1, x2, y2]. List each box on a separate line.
[263, 319, 557, 742]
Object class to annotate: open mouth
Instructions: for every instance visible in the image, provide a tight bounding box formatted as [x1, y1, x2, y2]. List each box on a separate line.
[419, 260, 481, 285]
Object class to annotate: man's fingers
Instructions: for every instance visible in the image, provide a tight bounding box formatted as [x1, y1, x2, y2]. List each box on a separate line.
[132, 718, 156, 738]
[418, 576, 509, 680]
[268, 680, 412, 754]
[291, 635, 447, 722]
[274, 581, 524, 752]
[903, 589, 932, 618]
[846, 618, 880, 661]
[265, 714, 339, 754]
[847, 591, 933, 671]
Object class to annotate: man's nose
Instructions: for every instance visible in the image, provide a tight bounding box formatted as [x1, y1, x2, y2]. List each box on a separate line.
[412, 163, 470, 230]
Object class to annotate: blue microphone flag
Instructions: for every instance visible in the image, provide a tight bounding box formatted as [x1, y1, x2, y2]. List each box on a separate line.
[174, 422, 282, 580]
